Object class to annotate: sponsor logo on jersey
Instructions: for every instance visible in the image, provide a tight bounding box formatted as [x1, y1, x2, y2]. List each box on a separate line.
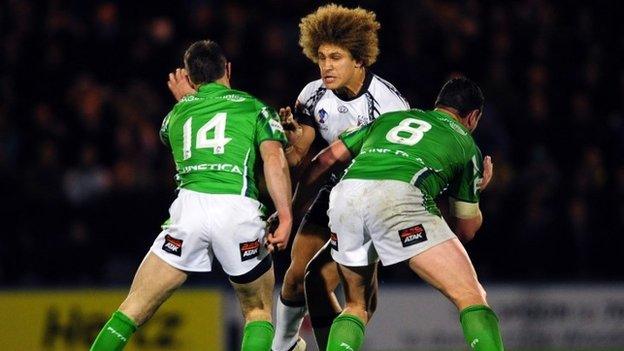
[330, 232, 338, 251]
[398, 224, 427, 247]
[222, 94, 246, 102]
[162, 234, 183, 256]
[239, 240, 261, 261]
[449, 121, 468, 136]
[180, 95, 200, 102]
[338, 105, 348, 113]
[179, 163, 243, 175]
[318, 108, 328, 123]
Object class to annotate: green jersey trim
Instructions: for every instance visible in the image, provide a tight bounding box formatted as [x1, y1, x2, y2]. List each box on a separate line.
[410, 167, 430, 186]
[241, 148, 251, 196]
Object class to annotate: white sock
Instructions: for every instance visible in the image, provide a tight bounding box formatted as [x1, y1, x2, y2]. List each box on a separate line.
[272, 295, 307, 351]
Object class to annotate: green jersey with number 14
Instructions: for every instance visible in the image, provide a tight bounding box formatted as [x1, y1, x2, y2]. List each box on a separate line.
[339, 109, 483, 215]
[159, 83, 287, 200]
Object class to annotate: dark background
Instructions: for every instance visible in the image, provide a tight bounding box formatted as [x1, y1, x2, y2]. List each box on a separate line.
[1, 0, 623, 287]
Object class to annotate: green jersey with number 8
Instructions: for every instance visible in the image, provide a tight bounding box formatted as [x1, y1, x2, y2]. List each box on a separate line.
[159, 83, 287, 200]
[339, 109, 483, 215]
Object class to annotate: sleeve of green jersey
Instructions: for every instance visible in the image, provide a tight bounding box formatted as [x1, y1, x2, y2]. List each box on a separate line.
[256, 105, 287, 146]
[339, 124, 371, 156]
[448, 146, 484, 203]
[159, 110, 173, 147]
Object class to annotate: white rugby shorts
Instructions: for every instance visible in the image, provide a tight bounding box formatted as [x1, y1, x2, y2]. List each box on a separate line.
[150, 189, 268, 276]
[328, 179, 455, 266]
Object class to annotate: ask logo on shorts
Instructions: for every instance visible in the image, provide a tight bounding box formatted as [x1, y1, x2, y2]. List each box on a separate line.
[240, 240, 260, 261]
[398, 224, 427, 247]
[162, 234, 183, 256]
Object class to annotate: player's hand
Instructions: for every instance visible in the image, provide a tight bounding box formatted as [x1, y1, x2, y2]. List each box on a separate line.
[265, 219, 292, 253]
[265, 211, 279, 234]
[279, 107, 300, 131]
[279, 106, 304, 145]
[478, 155, 493, 191]
[167, 68, 196, 101]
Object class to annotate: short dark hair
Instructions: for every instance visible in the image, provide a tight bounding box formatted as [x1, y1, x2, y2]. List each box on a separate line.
[434, 77, 484, 118]
[183, 40, 227, 85]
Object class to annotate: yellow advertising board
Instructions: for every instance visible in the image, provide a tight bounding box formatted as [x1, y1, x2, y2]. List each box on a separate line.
[0, 289, 223, 351]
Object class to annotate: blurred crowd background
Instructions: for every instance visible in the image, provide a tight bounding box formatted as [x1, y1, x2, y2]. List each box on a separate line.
[1, 0, 622, 287]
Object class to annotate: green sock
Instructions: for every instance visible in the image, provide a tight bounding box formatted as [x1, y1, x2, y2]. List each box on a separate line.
[90, 310, 137, 351]
[460, 305, 504, 351]
[241, 320, 275, 351]
[326, 314, 365, 351]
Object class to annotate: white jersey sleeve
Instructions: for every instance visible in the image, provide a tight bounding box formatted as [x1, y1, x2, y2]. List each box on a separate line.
[371, 75, 410, 113]
[294, 79, 325, 126]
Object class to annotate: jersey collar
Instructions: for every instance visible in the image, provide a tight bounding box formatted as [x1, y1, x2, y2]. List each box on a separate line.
[197, 82, 229, 94]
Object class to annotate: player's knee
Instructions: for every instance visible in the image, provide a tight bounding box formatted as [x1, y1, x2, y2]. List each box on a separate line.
[243, 308, 272, 323]
[445, 281, 487, 309]
[344, 302, 370, 324]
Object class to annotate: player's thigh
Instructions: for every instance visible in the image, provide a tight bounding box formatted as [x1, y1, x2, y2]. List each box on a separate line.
[289, 221, 330, 272]
[150, 189, 215, 273]
[364, 180, 456, 266]
[305, 241, 340, 292]
[211, 196, 271, 277]
[231, 264, 275, 322]
[407, 238, 486, 308]
[120, 252, 187, 325]
[337, 263, 377, 323]
[290, 183, 334, 268]
[328, 180, 378, 267]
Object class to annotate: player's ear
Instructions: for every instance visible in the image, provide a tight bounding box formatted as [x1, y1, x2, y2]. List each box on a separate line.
[354, 59, 364, 68]
[226, 62, 232, 80]
[467, 109, 481, 131]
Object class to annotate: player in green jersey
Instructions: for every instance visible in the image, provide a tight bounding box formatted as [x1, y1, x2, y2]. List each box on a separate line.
[295, 77, 503, 351]
[90, 40, 293, 351]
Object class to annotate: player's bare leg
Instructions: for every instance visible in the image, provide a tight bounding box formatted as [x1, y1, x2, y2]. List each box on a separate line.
[408, 238, 504, 350]
[325, 263, 376, 351]
[304, 243, 341, 336]
[282, 223, 329, 301]
[90, 252, 187, 350]
[119, 252, 188, 325]
[231, 264, 276, 351]
[304, 243, 378, 350]
[273, 222, 328, 351]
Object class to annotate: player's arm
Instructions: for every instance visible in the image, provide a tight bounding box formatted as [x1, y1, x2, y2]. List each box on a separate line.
[448, 149, 489, 243]
[260, 140, 293, 252]
[293, 140, 352, 219]
[279, 105, 316, 167]
[449, 198, 482, 243]
[159, 110, 173, 147]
